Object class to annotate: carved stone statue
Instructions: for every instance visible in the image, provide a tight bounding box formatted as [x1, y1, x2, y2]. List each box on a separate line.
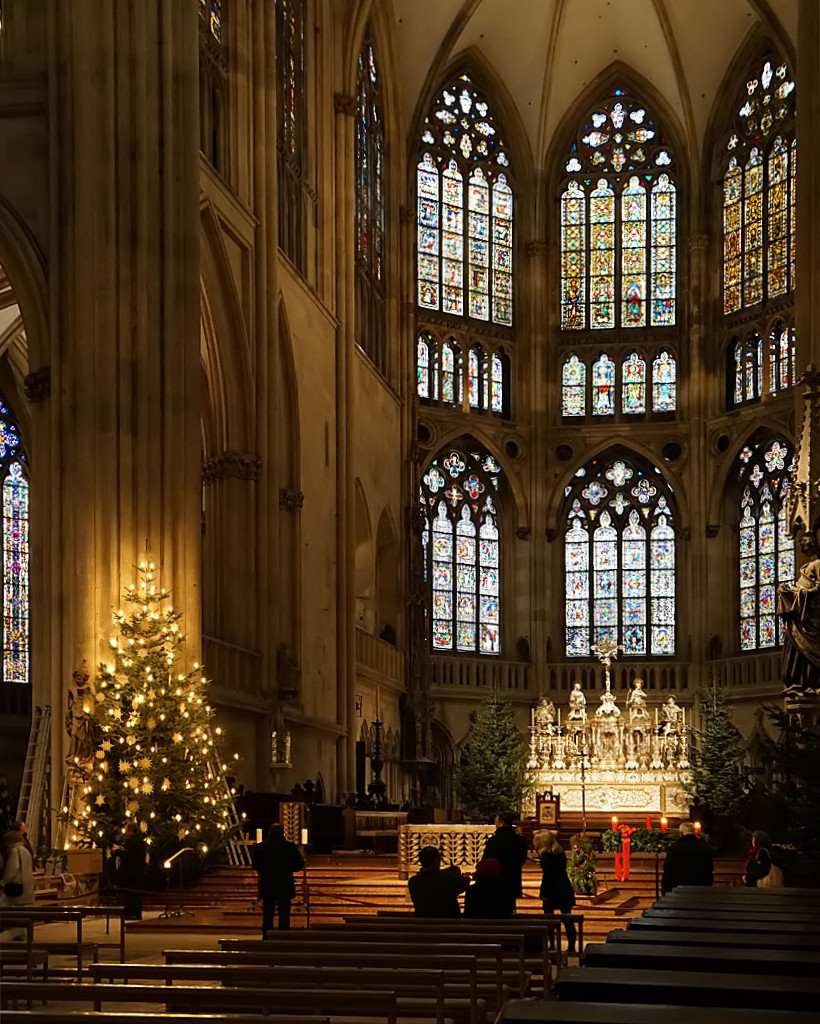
[276, 643, 300, 702]
[661, 695, 684, 767]
[65, 661, 95, 766]
[594, 690, 622, 764]
[534, 697, 555, 732]
[567, 681, 588, 752]
[779, 531, 820, 696]
[626, 678, 650, 768]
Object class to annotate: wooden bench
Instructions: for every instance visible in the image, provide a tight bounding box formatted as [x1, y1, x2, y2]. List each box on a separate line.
[629, 914, 820, 936]
[582, 939, 820, 977]
[498, 998, 813, 1023]
[89, 963, 460, 1024]
[656, 895, 820, 912]
[643, 907, 820, 924]
[371, 912, 585, 952]
[222, 937, 507, 1007]
[608, 926, 820, 951]
[552, 965, 820, 1011]
[0, 910, 96, 979]
[0, 943, 49, 982]
[1, 1015, 330, 1024]
[0, 981, 400, 1023]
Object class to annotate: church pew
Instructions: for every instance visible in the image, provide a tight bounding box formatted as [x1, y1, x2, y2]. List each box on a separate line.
[300, 926, 531, 991]
[581, 939, 820, 976]
[0, 909, 95, 979]
[643, 906, 820, 924]
[666, 885, 820, 897]
[656, 893, 820, 910]
[0, 981, 399, 1023]
[0, 943, 49, 982]
[497, 998, 813, 1024]
[221, 937, 506, 1006]
[607, 926, 820, 951]
[1, 1015, 329, 1024]
[88, 963, 458, 1024]
[628, 915, 820, 936]
[551, 966, 820, 1011]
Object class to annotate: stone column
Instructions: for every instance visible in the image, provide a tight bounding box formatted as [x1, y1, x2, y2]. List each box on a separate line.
[796, 0, 820, 373]
[46, 1, 200, 781]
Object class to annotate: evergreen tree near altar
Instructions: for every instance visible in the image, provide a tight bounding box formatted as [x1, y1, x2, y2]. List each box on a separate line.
[454, 690, 529, 820]
[687, 678, 745, 815]
[69, 559, 235, 861]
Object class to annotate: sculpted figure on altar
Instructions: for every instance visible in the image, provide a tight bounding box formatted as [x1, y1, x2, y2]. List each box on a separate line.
[778, 531, 820, 697]
[567, 681, 588, 752]
[661, 695, 684, 767]
[534, 697, 556, 732]
[594, 690, 622, 764]
[626, 678, 650, 768]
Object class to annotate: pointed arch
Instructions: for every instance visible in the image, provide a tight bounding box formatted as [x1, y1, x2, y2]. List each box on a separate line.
[276, 298, 302, 663]
[375, 506, 400, 640]
[354, 479, 375, 632]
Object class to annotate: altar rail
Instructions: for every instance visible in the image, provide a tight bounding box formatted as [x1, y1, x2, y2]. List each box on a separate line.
[398, 823, 495, 878]
[708, 651, 782, 693]
[546, 661, 690, 693]
[431, 657, 530, 692]
[355, 626, 404, 684]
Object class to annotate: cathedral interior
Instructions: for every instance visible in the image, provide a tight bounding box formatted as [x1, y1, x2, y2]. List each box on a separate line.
[0, 0, 816, 817]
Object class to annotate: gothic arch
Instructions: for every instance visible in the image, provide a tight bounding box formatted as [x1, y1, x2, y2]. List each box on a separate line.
[355, 479, 375, 631]
[0, 196, 46, 375]
[706, 419, 793, 528]
[375, 506, 400, 638]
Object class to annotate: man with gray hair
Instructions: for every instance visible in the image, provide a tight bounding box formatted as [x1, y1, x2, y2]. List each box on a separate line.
[661, 820, 713, 894]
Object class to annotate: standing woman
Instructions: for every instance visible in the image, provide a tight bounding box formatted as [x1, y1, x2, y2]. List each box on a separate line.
[1, 827, 34, 939]
[533, 829, 577, 952]
[743, 830, 783, 887]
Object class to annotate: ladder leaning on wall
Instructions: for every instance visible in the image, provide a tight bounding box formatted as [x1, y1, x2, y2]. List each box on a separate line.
[16, 704, 52, 852]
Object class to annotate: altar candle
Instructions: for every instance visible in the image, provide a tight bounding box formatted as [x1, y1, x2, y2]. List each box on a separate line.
[660, 816, 668, 834]
[376, 685, 381, 720]
[645, 814, 652, 831]
[694, 821, 702, 836]
[256, 828, 263, 843]
[611, 816, 618, 830]
[558, 709, 561, 729]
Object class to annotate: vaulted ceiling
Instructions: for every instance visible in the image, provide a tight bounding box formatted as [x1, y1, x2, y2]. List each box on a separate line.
[390, 0, 798, 166]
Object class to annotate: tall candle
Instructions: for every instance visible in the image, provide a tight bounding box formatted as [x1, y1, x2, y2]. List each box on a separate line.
[376, 685, 381, 720]
[645, 814, 652, 831]
[694, 820, 702, 836]
[611, 815, 618, 830]
[660, 816, 668, 834]
[256, 828, 263, 843]
[558, 708, 561, 729]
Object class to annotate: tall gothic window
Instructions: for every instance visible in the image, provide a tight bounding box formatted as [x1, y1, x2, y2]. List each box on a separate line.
[730, 320, 796, 405]
[737, 437, 794, 651]
[0, 400, 29, 684]
[564, 453, 676, 658]
[276, 0, 308, 272]
[416, 75, 513, 326]
[198, 0, 227, 170]
[561, 349, 676, 417]
[722, 55, 796, 314]
[420, 447, 502, 655]
[355, 30, 386, 373]
[560, 89, 677, 331]
[417, 330, 509, 417]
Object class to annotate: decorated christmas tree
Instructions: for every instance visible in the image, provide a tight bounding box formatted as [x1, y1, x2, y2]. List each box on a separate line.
[68, 559, 236, 862]
[687, 677, 745, 816]
[454, 690, 529, 820]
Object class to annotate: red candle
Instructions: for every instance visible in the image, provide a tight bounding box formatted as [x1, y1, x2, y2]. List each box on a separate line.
[614, 851, 622, 881]
[611, 815, 618, 830]
[645, 814, 652, 831]
[694, 821, 702, 836]
[660, 816, 668, 834]
[623, 837, 631, 880]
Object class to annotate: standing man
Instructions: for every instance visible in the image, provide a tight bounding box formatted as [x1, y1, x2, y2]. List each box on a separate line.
[408, 845, 469, 917]
[661, 821, 713, 894]
[251, 823, 305, 935]
[116, 822, 147, 920]
[482, 812, 529, 916]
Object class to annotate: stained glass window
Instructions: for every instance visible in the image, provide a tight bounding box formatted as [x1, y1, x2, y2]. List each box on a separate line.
[721, 54, 796, 315]
[276, 0, 307, 272]
[441, 340, 459, 404]
[622, 352, 646, 414]
[652, 350, 676, 412]
[737, 438, 794, 651]
[199, 0, 223, 43]
[562, 354, 586, 417]
[490, 353, 504, 413]
[417, 333, 431, 398]
[355, 29, 386, 372]
[417, 75, 513, 326]
[0, 399, 28, 685]
[592, 354, 615, 415]
[468, 347, 480, 408]
[564, 453, 675, 657]
[561, 89, 676, 330]
[415, 333, 506, 416]
[728, 329, 791, 405]
[421, 448, 503, 655]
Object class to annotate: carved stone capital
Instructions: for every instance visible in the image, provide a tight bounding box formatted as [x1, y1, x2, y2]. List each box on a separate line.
[24, 367, 50, 402]
[202, 451, 262, 483]
[279, 488, 305, 512]
[334, 93, 357, 117]
[706, 524, 721, 539]
[526, 241, 548, 260]
[516, 527, 531, 541]
[688, 234, 711, 251]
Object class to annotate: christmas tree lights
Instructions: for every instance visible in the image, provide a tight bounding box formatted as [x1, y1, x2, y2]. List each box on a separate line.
[69, 559, 238, 861]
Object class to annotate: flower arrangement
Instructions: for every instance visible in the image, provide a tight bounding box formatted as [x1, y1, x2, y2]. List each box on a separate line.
[602, 826, 677, 853]
[567, 834, 598, 895]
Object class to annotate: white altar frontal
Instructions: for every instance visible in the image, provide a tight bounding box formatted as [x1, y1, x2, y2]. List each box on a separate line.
[524, 643, 691, 817]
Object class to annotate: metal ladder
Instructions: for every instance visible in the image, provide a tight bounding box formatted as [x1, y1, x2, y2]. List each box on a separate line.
[16, 704, 52, 849]
[207, 748, 251, 866]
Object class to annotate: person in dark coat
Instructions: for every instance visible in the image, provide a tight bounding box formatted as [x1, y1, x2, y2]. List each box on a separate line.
[408, 845, 468, 917]
[463, 858, 509, 918]
[743, 830, 778, 887]
[661, 821, 714, 894]
[533, 829, 577, 952]
[251, 823, 305, 935]
[116, 823, 147, 920]
[482, 812, 528, 916]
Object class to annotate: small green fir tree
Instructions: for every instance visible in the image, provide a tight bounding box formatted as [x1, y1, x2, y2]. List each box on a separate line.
[454, 690, 529, 820]
[687, 678, 745, 815]
[567, 835, 597, 895]
[69, 559, 235, 862]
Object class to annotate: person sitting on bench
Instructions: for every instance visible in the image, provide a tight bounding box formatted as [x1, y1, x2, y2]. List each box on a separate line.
[661, 820, 713, 894]
[408, 845, 468, 917]
[463, 857, 509, 918]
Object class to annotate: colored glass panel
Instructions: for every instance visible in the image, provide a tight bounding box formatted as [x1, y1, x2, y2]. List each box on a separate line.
[442, 159, 464, 315]
[468, 168, 490, 321]
[199, 0, 223, 43]
[734, 341, 744, 405]
[441, 342, 458, 403]
[652, 350, 676, 412]
[492, 175, 513, 326]
[479, 513, 500, 653]
[468, 348, 480, 408]
[743, 149, 763, 307]
[620, 176, 646, 328]
[651, 174, 676, 326]
[417, 334, 430, 398]
[622, 352, 646, 414]
[767, 138, 789, 299]
[593, 510, 618, 647]
[622, 509, 646, 655]
[565, 516, 590, 656]
[592, 354, 615, 415]
[2, 461, 28, 685]
[417, 154, 440, 309]
[790, 139, 797, 292]
[562, 354, 586, 417]
[491, 353, 504, 413]
[590, 180, 615, 329]
[723, 159, 742, 313]
[561, 180, 586, 329]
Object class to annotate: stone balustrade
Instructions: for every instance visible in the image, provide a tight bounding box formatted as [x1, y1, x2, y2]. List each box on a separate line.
[431, 656, 530, 692]
[203, 634, 264, 703]
[354, 626, 404, 684]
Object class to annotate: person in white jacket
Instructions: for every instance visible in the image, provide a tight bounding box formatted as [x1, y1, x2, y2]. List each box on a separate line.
[1, 827, 35, 939]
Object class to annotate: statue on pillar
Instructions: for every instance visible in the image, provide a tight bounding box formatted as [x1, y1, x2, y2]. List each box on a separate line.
[626, 678, 650, 768]
[778, 531, 820, 697]
[65, 662, 95, 766]
[567, 681, 588, 753]
[594, 689, 622, 765]
[532, 697, 556, 769]
[661, 695, 684, 767]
